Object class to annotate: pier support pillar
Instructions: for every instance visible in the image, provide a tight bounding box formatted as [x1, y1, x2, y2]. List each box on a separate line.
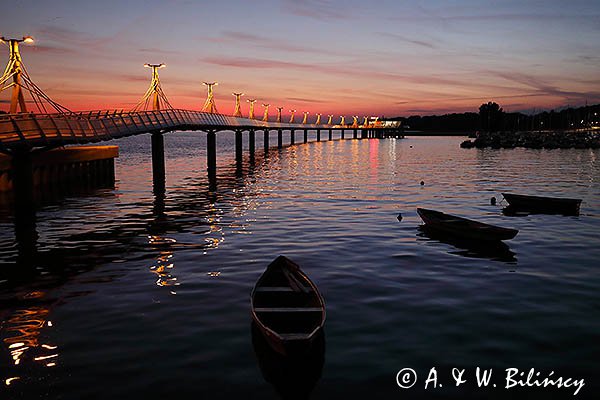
[303, 129, 308, 144]
[341, 129, 345, 139]
[278, 129, 283, 149]
[317, 129, 321, 142]
[235, 130, 243, 163]
[207, 130, 216, 177]
[290, 130, 295, 145]
[264, 129, 269, 152]
[361, 129, 367, 139]
[12, 148, 37, 268]
[12, 148, 34, 208]
[353, 129, 357, 139]
[151, 132, 166, 193]
[328, 129, 332, 141]
[249, 129, 255, 159]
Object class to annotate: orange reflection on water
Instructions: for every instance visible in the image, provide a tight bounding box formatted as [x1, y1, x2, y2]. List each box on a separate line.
[2, 301, 60, 382]
[149, 247, 179, 290]
[369, 139, 379, 181]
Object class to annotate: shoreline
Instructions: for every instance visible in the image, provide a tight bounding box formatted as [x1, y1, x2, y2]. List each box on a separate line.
[460, 130, 600, 149]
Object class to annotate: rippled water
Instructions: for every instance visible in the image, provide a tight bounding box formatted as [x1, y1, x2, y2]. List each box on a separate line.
[1, 133, 599, 399]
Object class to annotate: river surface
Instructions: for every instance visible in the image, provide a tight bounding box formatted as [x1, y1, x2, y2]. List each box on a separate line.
[0, 133, 599, 399]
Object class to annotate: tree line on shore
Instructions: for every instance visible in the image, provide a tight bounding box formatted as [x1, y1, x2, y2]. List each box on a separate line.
[389, 102, 600, 133]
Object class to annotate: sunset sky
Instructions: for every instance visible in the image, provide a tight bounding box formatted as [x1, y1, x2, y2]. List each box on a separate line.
[1, 0, 599, 117]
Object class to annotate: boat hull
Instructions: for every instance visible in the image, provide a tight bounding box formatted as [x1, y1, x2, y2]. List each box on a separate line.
[502, 193, 581, 215]
[417, 208, 518, 241]
[251, 256, 326, 356]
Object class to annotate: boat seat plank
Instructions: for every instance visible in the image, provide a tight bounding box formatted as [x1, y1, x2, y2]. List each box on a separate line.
[255, 287, 296, 292]
[254, 307, 322, 313]
[278, 333, 311, 340]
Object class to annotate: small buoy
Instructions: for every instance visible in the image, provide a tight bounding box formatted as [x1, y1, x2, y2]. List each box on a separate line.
[490, 197, 497, 205]
[420, 180, 424, 186]
[397, 213, 402, 222]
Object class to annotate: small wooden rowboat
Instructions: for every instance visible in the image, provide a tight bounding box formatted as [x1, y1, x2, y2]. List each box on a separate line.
[251, 256, 326, 355]
[502, 193, 582, 215]
[417, 208, 518, 241]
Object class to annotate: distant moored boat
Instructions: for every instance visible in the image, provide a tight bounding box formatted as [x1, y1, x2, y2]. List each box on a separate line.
[417, 208, 518, 242]
[502, 193, 582, 215]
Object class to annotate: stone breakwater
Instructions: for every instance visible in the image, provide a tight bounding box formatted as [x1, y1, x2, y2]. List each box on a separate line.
[460, 131, 600, 149]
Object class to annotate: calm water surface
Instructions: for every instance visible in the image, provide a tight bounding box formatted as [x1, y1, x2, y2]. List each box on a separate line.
[0, 133, 599, 399]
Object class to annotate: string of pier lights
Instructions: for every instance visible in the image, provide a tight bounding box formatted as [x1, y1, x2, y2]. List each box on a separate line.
[200, 80, 379, 126]
[0, 35, 378, 126]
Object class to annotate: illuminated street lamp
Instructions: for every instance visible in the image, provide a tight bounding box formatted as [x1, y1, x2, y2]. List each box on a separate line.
[327, 115, 333, 125]
[276, 107, 284, 123]
[232, 92, 244, 117]
[289, 109, 296, 123]
[0, 36, 35, 113]
[302, 111, 309, 124]
[315, 113, 322, 125]
[247, 98, 257, 119]
[132, 63, 169, 111]
[262, 103, 270, 121]
[202, 82, 218, 113]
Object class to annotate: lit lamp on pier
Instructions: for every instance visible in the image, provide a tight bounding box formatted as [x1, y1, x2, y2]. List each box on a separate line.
[289, 109, 296, 123]
[276, 107, 284, 123]
[0, 35, 35, 113]
[136, 63, 167, 111]
[302, 111, 310, 124]
[315, 113, 322, 125]
[232, 92, 244, 117]
[327, 115, 333, 125]
[247, 99, 257, 119]
[202, 82, 218, 113]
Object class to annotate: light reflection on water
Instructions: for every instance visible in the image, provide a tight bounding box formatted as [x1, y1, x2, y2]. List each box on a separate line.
[0, 133, 599, 398]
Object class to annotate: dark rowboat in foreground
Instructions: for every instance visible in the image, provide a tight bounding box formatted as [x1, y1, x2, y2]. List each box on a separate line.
[417, 208, 518, 241]
[251, 256, 326, 355]
[502, 193, 582, 215]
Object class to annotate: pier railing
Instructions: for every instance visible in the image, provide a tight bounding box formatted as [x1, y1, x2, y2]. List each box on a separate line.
[0, 110, 399, 149]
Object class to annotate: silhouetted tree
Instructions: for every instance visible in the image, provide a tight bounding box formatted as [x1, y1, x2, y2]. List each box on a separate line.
[479, 102, 504, 132]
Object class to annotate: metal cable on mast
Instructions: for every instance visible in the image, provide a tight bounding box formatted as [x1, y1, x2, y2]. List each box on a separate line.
[132, 63, 173, 112]
[232, 92, 244, 117]
[247, 99, 257, 119]
[202, 82, 218, 113]
[0, 36, 71, 114]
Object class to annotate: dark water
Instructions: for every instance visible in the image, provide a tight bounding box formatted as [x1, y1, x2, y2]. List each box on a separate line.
[0, 133, 599, 399]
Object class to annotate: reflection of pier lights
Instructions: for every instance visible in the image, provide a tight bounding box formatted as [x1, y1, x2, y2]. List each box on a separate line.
[327, 115, 333, 125]
[262, 103, 270, 121]
[340, 116, 346, 126]
[0, 35, 70, 114]
[232, 92, 244, 117]
[202, 82, 218, 113]
[302, 111, 309, 124]
[315, 113, 322, 125]
[132, 63, 173, 112]
[276, 107, 284, 123]
[289, 109, 297, 123]
[247, 99, 257, 119]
